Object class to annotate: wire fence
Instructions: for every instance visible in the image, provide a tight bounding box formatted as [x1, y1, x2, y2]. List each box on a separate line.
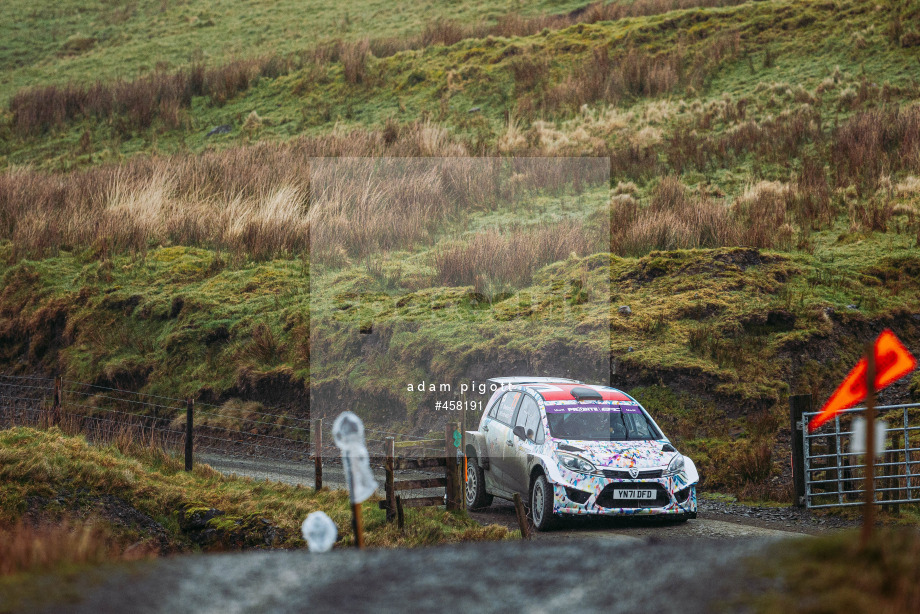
[0, 373, 445, 487]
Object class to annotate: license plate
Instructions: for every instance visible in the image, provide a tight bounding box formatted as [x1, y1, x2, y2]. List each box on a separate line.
[613, 489, 655, 500]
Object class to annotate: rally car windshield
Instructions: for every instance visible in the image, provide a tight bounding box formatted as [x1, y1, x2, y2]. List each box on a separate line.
[544, 403, 662, 441]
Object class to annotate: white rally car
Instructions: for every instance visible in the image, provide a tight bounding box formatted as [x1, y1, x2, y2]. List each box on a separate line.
[464, 377, 699, 530]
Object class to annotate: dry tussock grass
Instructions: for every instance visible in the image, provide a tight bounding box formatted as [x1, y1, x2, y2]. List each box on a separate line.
[539, 32, 739, 114]
[0, 520, 153, 576]
[0, 124, 460, 259]
[9, 57, 295, 136]
[730, 181, 796, 249]
[611, 177, 740, 255]
[1, 142, 606, 262]
[433, 221, 600, 290]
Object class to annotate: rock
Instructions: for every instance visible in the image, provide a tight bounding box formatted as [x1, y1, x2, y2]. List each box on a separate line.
[178, 506, 293, 549]
[618, 305, 632, 316]
[846, 304, 859, 310]
[206, 124, 232, 137]
[178, 507, 225, 532]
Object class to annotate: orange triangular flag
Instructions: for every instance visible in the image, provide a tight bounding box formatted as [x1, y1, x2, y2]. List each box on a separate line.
[808, 329, 916, 431]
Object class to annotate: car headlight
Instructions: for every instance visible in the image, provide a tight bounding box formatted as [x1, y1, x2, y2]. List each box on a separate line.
[664, 453, 685, 477]
[557, 453, 597, 474]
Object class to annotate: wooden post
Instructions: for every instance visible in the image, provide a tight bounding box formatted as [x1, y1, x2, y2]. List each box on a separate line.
[513, 493, 530, 540]
[314, 418, 323, 491]
[861, 342, 877, 549]
[385, 437, 396, 522]
[445, 421, 462, 511]
[51, 376, 62, 427]
[396, 495, 405, 530]
[789, 394, 811, 507]
[185, 398, 194, 471]
[351, 502, 365, 549]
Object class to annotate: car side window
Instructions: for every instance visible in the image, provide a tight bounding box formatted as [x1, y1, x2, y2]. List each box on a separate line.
[514, 396, 541, 441]
[487, 394, 502, 419]
[494, 391, 521, 425]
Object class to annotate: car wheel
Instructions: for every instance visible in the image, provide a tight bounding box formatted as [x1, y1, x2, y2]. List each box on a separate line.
[530, 474, 560, 531]
[465, 456, 493, 510]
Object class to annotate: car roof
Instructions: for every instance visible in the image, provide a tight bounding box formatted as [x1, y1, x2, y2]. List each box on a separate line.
[520, 382, 633, 402]
[487, 376, 583, 385]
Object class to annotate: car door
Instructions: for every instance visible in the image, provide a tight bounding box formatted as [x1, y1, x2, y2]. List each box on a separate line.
[482, 390, 522, 495]
[504, 394, 543, 495]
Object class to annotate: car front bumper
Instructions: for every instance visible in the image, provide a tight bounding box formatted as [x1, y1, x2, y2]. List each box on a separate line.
[551, 472, 698, 516]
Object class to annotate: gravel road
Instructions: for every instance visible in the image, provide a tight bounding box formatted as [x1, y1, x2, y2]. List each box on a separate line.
[199, 453, 842, 539]
[18, 536, 787, 614]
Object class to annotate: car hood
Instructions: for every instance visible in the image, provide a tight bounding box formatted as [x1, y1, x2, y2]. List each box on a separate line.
[552, 439, 674, 469]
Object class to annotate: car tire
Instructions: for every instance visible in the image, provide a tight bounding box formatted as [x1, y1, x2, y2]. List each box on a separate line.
[530, 474, 560, 531]
[465, 456, 493, 510]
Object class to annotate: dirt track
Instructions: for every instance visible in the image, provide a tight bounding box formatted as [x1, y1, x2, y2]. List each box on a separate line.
[199, 453, 830, 540]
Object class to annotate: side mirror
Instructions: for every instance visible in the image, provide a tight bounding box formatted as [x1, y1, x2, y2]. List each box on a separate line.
[513, 425, 527, 440]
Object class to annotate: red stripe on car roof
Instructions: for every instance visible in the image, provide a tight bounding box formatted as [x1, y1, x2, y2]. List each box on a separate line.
[524, 383, 631, 401]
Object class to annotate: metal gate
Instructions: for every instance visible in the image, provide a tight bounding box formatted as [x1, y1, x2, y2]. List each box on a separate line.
[802, 402, 920, 509]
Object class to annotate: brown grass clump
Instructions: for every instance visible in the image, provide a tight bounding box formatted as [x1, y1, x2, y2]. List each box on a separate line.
[731, 181, 796, 249]
[0, 520, 153, 576]
[611, 177, 740, 256]
[340, 39, 370, 85]
[12, 65, 202, 137]
[830, 107, 920, 196]
[542, 32, 739, 113]
[7, 55, 300, 136]
[433, 222, 599, 290]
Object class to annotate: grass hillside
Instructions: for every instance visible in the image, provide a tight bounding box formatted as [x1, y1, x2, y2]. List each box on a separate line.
[2, 0, 920, 503]
[0, 0, 598, 102]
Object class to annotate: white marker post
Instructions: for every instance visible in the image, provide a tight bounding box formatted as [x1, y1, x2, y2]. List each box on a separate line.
[332, 412, 378, 549]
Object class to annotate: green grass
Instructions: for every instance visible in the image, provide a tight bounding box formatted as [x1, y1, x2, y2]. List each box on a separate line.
[0, 426, 511, 552]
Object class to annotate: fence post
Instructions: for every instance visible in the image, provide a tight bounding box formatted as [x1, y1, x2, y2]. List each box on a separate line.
[314, 418, 323, 491]
[51, 376, 62, 427]
[385, 437, 396, 522]
[789, 394, 811, 508]
[396, 495, 405, 530]
[185, 398, 194, 471]
[513, 493, 530, 540]
[445, 421, 463, 511]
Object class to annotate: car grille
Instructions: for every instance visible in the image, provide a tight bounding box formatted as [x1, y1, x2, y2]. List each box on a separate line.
[602, 469, 663, 479]
[595, 483, 670, 509]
